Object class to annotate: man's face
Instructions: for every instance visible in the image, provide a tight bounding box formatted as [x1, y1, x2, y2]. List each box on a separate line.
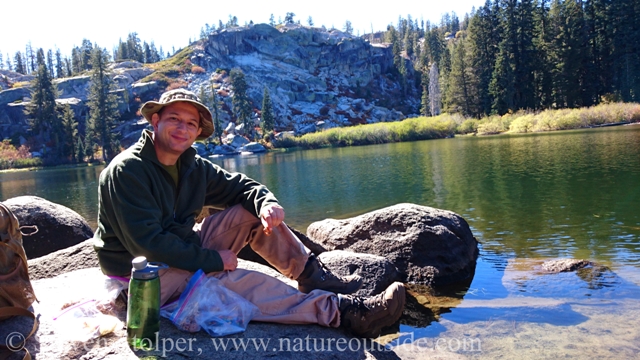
[151, 101, 203, 159]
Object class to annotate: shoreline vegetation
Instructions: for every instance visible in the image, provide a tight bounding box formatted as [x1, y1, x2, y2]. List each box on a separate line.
[272, 102, 640, 149]
[1, 102, 639, 171]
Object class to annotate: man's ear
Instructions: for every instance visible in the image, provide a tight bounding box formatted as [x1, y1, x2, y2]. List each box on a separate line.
[151, 113, 160, 129]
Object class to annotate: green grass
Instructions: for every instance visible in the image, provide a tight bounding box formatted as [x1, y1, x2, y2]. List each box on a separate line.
[476, 102, 640, 135]
[0, 157, 42, 170]
[274, 114, 458, 149]
[272, 103, 640, 149]
[141, 47, 195, 89]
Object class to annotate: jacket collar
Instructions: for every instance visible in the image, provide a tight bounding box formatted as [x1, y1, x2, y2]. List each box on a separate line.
[136, 129, 197, 170]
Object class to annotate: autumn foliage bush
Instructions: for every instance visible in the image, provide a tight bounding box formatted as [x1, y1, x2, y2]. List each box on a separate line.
[191, 65, 206, 74]
[0, 139, 41, 169]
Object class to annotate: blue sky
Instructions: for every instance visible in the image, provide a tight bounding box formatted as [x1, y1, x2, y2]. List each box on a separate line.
[1, 0, 486, 62]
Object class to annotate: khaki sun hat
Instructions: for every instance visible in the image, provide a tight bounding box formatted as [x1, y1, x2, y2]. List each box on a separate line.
[140, 88, 214, 140]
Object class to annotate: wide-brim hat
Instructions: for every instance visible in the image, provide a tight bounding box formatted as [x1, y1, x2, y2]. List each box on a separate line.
[140, 88, 214, 140]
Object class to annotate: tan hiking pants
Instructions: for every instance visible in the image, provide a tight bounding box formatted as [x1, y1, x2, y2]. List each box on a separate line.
[158, 204, 341, 328]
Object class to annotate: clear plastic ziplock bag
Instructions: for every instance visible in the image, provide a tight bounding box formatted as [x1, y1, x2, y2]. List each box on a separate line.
[53, 299, 123, 342]
[160, 269, 259, 337]
[53, 277, 126, 341]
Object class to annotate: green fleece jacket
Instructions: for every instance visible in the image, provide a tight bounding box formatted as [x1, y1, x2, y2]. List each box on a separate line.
[93, 130, 279, 276]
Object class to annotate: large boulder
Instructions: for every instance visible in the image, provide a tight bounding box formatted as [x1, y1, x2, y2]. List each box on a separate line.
[238, 142, 266, 153]
[4, 196, 94, 259]
[306, 203, 479, 286]
[28, 239, 98, 280]
[316, 250, 401, 297]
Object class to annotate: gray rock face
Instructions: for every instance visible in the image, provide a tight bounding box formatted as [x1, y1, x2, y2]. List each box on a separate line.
[306, 203, 479, 286]
[55, 75, 91, 100]
[131, 81, 159, 101]
[191, 24, 414, 131]
[4, 196, 94, 259]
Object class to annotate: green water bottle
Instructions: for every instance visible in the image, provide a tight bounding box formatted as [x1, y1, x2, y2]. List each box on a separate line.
[126, 256, 167, 350]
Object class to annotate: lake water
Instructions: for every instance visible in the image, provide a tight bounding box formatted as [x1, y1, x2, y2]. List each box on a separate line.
[1, 125, 639, 358]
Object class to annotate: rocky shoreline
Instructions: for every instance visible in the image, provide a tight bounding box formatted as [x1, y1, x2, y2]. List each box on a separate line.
[1, 197, 479, 359]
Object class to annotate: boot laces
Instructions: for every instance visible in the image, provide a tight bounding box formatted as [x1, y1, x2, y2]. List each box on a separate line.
[343, 295, 370, 320]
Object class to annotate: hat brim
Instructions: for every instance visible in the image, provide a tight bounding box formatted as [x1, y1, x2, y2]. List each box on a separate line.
[140, 99, 214, 141]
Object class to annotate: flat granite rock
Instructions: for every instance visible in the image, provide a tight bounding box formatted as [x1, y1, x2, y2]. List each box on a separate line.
[2, 266, 402, 360]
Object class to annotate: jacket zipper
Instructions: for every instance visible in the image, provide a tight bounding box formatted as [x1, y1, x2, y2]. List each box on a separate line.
[173, 164, 195, 220]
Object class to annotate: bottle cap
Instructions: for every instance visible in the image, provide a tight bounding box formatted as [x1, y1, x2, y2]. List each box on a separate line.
[131, 256, 168, 280]
[132, 256, 148, 270]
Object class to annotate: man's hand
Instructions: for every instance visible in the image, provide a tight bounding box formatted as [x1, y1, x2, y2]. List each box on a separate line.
[218, 249, 238, 271]
[260, 204, 285, 236]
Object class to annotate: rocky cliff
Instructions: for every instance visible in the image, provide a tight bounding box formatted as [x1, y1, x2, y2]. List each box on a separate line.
[0, 24, 419, 145]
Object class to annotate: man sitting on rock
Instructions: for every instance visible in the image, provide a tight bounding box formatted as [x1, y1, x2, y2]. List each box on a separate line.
[93, 88, 405, 338]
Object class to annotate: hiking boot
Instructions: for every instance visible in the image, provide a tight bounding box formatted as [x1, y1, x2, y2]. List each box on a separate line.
[338, 282, 406, 338]
[296, 255, 363, 294]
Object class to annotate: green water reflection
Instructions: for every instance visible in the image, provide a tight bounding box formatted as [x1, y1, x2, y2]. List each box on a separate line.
[212, 125, 640, 267]
[1, 125, 638, 268]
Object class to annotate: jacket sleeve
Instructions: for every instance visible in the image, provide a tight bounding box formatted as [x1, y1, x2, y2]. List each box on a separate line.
[100, 163, 224, 273]
[203, 161, 280, 217]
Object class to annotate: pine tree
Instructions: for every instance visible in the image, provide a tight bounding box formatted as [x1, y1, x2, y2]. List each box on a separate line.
[284, 12, 296, 24]
[71, 48, 82, 74]
[490, 0, 518, 114]
[126, 33, 142, 62]
[261, 87, 275, 132]
[269, 14, 275, 26]
[307, 16, 314, 26]
[533, 0, 554, 109]
[446, 37, 475, 115]
[467, 0, 501, 116]
[143, 42, 152, 63]
[55, 49, 63, 78]
[64, 57, 72, 77]
[60, 105, 78, 161]
[0, 53, 3, 70]
[25, 57, 58, 148]
[14, 52, 25, 74]
[86, 47, 120, 161]
[81, 39, 93, 70]
[5, 53, 11, 71]
[514, 0, 537, 110]
[26, 42, 35, 74]
[420, 67, 430, 116]
[610, 0, 640, 102]
[210, 82, 223, 143]
[344, 20, 353, 34]
[230, 68, 253, 138]
[75, 136, 85, 163]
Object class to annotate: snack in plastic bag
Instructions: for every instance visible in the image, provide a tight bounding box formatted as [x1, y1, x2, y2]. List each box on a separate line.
[54, 299, 123, 341]
[160, 269, 259, 337]
[54, 277, 126, 341]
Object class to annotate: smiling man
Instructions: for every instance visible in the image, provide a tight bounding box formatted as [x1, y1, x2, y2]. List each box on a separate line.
[93, 88, 405, 338]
